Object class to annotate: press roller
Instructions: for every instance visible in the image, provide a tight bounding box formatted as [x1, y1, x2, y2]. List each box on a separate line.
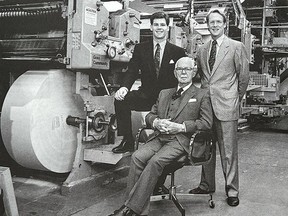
[1, 70, 83, 173]
[0, 0, 140, 190]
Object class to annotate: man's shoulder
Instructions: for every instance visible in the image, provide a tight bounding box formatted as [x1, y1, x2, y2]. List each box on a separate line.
[166, 41, 181, 48]
[198, 42, 209, 52]
[136, 40, 184, 52]
[198, 87, 209, 95]
[159, 87, 175, 95]
[166, 41, 185, 51]
[135, 40, 151, 49]
[162, 87, 175, 92]
[134, 40, 153, 50]
[226, 37, 243, 47]
[191, 85, 209, 97]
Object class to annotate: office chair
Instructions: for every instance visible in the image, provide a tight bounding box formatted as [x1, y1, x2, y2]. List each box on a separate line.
[135, 128, 215, 216]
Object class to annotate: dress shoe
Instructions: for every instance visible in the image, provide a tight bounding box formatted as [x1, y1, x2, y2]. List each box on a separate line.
[108, 205, 125, 216]
[189, 187, 213, 194]
[108, 205, 139, 216]
[125, 210, 147, 216]
[153, 185, 169, 196]
[125, 209, 138, 216]
[227, 197, 239, 206]
[112, 139, 134, 153]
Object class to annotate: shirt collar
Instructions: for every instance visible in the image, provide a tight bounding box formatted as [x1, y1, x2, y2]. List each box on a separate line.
[178, 82, 192, 93]
[213, 34, 225, 47]
[154, 40, 166, 50]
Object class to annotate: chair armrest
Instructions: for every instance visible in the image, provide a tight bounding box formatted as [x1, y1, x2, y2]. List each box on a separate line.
[135, 127, 154, 150]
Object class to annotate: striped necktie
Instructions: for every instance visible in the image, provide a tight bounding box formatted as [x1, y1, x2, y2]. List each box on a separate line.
[154, 43, 161, 77]
[208, 40, 217, 71]
[172, 88, 183, 100]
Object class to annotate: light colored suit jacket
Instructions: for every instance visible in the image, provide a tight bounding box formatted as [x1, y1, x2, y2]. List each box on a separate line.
[197, 35, 249, 121]
[145, 85, 213, 153]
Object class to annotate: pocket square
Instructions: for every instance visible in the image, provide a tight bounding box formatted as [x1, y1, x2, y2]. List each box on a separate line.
[169, 59, 175, 64]
[189, 98, 197, 102]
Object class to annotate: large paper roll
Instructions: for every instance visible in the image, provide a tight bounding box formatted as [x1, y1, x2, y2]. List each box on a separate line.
[1, 70, 84, 173]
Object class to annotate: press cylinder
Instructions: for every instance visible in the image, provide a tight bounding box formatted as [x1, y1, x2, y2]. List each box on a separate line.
[1, 69, 84, 173]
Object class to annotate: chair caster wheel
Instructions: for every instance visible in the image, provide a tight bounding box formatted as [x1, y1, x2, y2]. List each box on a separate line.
[209, 199, 215, 208]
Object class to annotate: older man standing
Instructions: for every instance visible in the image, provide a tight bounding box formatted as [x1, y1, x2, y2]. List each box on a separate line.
[108, 57, 213, 216]
[189, 10, 249, 207]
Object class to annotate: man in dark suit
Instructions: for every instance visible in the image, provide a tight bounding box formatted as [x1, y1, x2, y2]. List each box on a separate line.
[112, 11, 186, 153]
[108, 57, 213, 216]
[189, 10, 249, 207]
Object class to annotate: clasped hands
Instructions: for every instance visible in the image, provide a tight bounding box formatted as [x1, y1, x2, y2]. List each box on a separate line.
[153, 118, 184, 134]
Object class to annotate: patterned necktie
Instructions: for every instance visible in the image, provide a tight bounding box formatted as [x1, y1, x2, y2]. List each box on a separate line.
[172, 88, 183, 100]
[154, 43, 161, 77]
[208, 40, 217, 71]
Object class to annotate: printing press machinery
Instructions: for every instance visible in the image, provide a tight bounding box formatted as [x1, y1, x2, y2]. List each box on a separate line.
[2, 0, 285, 194]
[0, 0, 141, 193]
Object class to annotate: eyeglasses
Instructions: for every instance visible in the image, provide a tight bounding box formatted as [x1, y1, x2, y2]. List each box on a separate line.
[175, 67, 194, 72]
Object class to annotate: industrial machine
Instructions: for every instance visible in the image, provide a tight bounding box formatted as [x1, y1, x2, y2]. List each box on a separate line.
[0, 0, 141, 192]
[1, 0, 287, 196]
[140, 0, 288, 131]
[241, 0, 288, 130]
[141, 0, 253, 59]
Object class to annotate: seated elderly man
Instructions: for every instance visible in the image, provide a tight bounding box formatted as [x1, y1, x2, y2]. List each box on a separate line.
[108, 57, 213, 216]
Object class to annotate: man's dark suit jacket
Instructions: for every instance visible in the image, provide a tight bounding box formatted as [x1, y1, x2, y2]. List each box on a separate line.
[122, 40, 186, 100]
[145, 85, 213, 153]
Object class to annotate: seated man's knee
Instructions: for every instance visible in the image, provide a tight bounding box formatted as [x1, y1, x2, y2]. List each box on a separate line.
[148, 155, 165, 170]
[131, 150, 144, 164]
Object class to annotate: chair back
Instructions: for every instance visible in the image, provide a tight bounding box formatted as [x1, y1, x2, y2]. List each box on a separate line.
[189, 131, 213, 166]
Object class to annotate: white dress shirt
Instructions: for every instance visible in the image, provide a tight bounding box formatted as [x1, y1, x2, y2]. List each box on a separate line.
[177, 82, 192, 95]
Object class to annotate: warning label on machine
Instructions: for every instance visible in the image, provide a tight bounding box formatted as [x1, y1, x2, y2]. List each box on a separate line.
[85, 6, 97, 26]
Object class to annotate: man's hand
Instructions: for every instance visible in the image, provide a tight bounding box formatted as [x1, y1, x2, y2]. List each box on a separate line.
[153, 119, 185, 134]
[165, 121, 185, 134]
[115, 87, 128, 101]
[153, 118, 171, 133]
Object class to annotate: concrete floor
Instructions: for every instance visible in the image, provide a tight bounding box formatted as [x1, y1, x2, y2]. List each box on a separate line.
[4, 129, 288, 216]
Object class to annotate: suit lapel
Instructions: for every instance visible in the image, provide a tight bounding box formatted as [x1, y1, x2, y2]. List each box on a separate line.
[145, 41, 156, 76]
[211, 36, 229, 75]
[202, 42, 211, 76]
[173, 85, 196, 120]
[159, 41, 172, 77]
[161, 42, 170, 68]
[163, 88, 176, 118]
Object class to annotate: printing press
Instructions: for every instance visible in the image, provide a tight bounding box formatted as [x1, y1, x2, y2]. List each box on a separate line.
[0, 0, 140, 193]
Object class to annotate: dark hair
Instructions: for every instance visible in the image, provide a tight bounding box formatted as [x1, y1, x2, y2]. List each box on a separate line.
[150, 11, 170, 25]
[206, 9, 226, 24]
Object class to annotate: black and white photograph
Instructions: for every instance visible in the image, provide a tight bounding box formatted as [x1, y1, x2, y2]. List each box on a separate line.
[0, 0, 287, 215]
